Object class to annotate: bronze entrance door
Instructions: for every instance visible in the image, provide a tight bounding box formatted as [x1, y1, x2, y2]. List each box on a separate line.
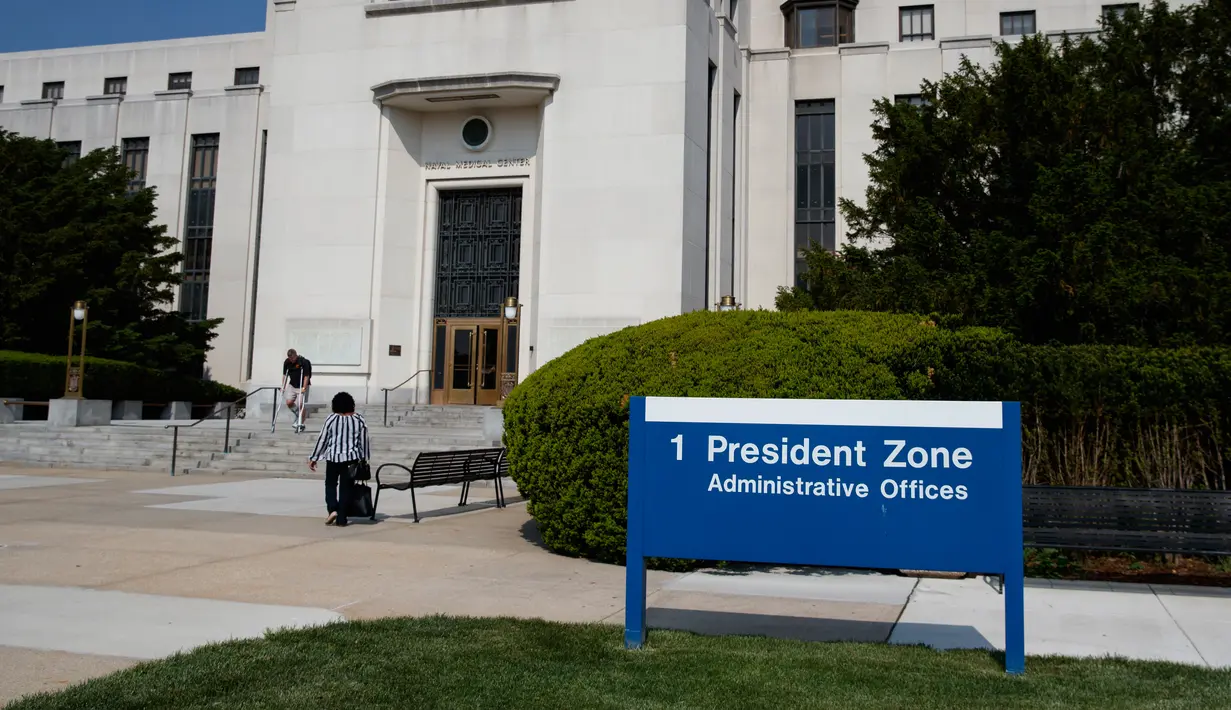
[430, 188, 522, 406]
[441, 319, 503, 406]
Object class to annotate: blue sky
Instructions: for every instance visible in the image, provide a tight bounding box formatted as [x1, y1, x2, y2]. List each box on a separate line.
[0, 0, 266, 53]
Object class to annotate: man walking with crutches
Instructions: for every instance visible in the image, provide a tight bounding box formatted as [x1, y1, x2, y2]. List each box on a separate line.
[282, 349, 312, 433]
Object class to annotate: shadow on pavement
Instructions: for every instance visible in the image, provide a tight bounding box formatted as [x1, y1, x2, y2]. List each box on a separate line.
[648, 607, 994, 648]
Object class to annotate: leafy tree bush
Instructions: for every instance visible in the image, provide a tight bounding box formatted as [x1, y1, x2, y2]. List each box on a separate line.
[779, 1, 1231, 348]
[504, 311, 1231, 564]
[0, 131, 219, 376]
[0, 351, 243, 404]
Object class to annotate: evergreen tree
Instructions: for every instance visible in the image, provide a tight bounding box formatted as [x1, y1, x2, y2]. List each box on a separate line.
[780, 0, 1231, 347]
[0, 131, 219, 374]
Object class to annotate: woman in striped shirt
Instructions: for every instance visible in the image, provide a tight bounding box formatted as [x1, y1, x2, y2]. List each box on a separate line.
[308, 391, 371, 527]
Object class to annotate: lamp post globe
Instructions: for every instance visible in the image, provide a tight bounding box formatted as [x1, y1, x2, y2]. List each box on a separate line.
[503, 296, 520, 320]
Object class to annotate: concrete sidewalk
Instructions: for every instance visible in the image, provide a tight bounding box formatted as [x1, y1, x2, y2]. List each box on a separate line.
[1, 467, 1229, 703]
[654, 568, 1231, 667]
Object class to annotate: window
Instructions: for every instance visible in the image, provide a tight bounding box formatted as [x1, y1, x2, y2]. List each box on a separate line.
[104, 77, 127, 95]
[1102, 3, 1139, 21]
[246, 130, 269, 380]
[1000, 11, 1036, 35]
[122, 138, 150, 193]
[42, 82, 65, 100]
[168, 72, 193, 91]
[181, 134, 220, 322]
[234, 67, 260, 86]
[461, 117, 492, 151]
[705, 62, 717, 305]
[783, 1, 856, 49]
[730, 90, 740, 293]
[794, 100, 836, 286]
[899, 5, 934, 42]
[895, 94, 929, 107]
[57, 141, 82, 168]
[0, 86, 5, 104]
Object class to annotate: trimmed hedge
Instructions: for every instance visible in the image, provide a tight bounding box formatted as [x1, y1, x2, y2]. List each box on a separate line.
[502, 311, 1011, 564]
[0, 350, 244, 404]
[503, 311, 1231, 565]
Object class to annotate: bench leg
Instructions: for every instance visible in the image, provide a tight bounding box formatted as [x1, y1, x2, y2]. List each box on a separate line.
[371, 486, 381, 521]
[458, 481, 470, 507]
[495, 477, 505, 508]
[411, 486, 420, 524]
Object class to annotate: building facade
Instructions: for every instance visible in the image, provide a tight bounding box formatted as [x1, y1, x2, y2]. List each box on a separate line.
[0, 0, 1154, 405]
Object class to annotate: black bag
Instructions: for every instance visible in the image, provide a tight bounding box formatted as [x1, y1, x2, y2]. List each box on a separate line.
[348, 480, 373, 518]
[349, 459, 372, 481]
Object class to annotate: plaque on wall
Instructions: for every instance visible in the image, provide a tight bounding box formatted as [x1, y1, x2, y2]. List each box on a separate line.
[286, 320, 367, 367]
[499, 372, 517, 401]
[389, 345, 402, 357]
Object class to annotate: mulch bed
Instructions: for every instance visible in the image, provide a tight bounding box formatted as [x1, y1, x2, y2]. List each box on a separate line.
[1027, 552, 1231, 587]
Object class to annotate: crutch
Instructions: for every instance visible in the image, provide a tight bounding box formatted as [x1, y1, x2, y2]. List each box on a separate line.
[277, 375, 300, 430]
[294, 384, 308, 433]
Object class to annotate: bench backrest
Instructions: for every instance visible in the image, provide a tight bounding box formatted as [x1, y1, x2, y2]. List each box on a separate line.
[1024, 486, 1231, 535]
[410, 448, 503, 486]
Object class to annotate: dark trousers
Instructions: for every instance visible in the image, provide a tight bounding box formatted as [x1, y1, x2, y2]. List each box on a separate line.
[325, 460, 355, 524]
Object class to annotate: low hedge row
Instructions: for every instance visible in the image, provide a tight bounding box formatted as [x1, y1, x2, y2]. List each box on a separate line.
[503, 310, 1231, 564]
[0, 350, 244, 404]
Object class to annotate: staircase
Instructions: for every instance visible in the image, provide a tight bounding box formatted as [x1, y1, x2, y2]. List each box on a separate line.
[0, 405, 500, 476]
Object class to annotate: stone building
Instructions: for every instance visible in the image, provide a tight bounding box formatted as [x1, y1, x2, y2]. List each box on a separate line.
[0, 0, 1150, 404]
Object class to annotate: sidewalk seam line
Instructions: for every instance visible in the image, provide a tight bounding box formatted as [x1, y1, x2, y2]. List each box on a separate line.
[886, 577, 920, 643]
[1152, 586, 1210, 668]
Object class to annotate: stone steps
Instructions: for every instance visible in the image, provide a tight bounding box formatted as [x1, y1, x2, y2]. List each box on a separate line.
[0, 405, 501, 474]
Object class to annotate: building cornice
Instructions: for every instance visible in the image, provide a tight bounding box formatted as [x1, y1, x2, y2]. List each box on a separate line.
[154, 89, 193, 101]
[365, 0, 571, 18]
[939, 35, 994, 50]
[780, 0, 859, 10]
[373, 72, 559, 100]
[749, 48, 791, 62]
[839, 41, 889, 56]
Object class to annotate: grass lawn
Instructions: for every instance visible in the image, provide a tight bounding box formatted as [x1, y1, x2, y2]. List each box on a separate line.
[6, 617, 1230, 710]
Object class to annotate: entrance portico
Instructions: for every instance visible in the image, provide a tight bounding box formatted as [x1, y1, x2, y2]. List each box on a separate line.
[368, 73, 552, 406]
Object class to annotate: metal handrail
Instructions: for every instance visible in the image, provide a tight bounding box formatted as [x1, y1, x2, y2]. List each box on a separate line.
[381, 369, 430, 427]
[165, 385, 282, 476]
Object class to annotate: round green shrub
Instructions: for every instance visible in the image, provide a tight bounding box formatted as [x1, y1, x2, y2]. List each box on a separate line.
[502, 310, 1010, 565]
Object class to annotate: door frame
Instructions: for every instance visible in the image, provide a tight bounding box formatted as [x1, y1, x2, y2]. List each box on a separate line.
[414, 176, 534, 406]
[436, 318, 505, 406]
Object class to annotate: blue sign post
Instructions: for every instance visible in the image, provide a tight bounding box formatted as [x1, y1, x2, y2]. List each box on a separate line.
[625, 397, 1024, 674]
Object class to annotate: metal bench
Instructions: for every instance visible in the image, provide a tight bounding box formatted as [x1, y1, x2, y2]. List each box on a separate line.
[1023, 485, 1231, 556]
[373, 448, 507, 523]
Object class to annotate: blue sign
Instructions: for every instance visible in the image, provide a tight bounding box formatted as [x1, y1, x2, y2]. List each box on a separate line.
[625, 397, 1024, 674]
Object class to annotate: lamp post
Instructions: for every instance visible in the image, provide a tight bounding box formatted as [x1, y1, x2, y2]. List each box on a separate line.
[716, 295, 741, 312]
[500, 296, 522, 402]
[63, 300, 89, 398]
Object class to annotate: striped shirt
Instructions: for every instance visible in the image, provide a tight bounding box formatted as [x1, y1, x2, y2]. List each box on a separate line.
[310, 413, 371, 463]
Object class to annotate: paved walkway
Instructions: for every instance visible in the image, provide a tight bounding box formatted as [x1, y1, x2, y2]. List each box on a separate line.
[1, 467, 1229, 702]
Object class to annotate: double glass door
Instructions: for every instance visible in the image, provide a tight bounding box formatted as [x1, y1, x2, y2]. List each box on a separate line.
[443, 319, 502, 406]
